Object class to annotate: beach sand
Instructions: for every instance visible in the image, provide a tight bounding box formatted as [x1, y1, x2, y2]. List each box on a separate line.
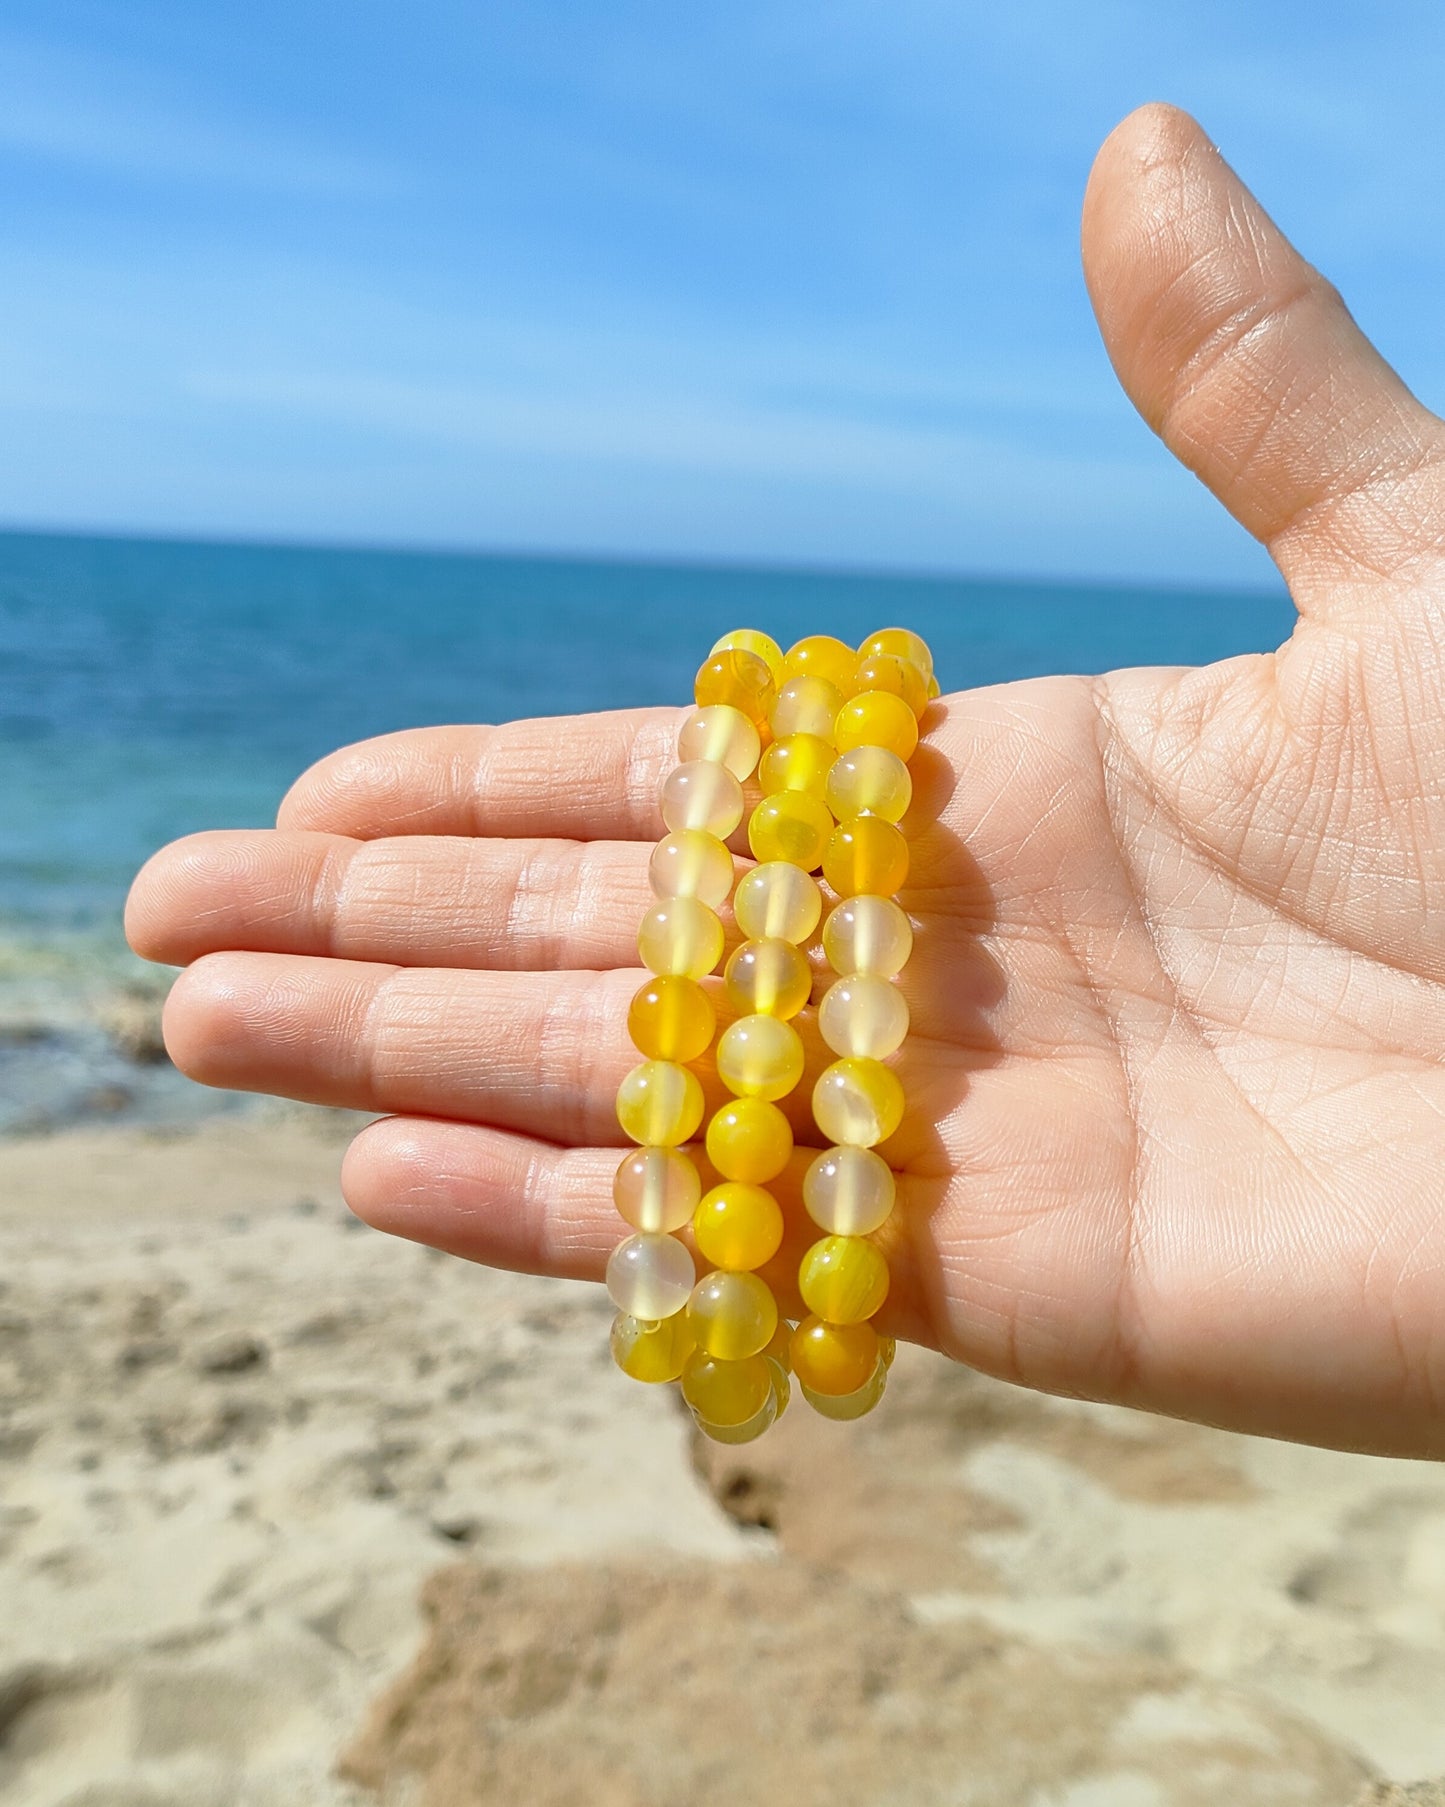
[2, 1105, 1444, 1805]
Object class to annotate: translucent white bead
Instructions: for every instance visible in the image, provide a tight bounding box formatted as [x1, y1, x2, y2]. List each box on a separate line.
[732, 861, 822, 944]
[649, 829, 734, 907]
[605, 1232, 695, 1319]
[660, 760, 745, 837]
[803, 1145, 897, 1235]
[822, 895, 913, 977]
[613, 1146, 702, 1233]
[677, 704, 761, 781]
[818, 974, 909, 1059]
[825, 745, 912, 823]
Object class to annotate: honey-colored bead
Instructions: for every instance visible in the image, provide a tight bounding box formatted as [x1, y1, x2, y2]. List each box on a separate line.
[606, 1232, 696, 1319]
[733, 861, 822, 944]
[616, 1059, 706, 1146]
[637, 896, 725, 979]
[692, 1391, 778, 1444]
[705, 1098, 793, 1183]
[610, 1309, 696, 1383]
[803, 1145, 896, 1235]
[857, 626, 934, 677]
[710, 628, 785, 683]
[790, 1314, 880, 1396]
[660, 760, 745, 837]
[825, 746, 913, 823]
[818, 973, 909, 1059]
[688, 1269, 779, 1359]
[851, 653, 929, 719]
[649, 829, 734, 906]
[822, 895, 913, 977]
[823, 816, 910, 899]
[693, 1182, 784, 1271]
[725, 937, 812, 1019]
[833, 690, 919, 761]
[759, 732, 835, 798]
[800, 1358, 888, 1419]
[812, 1057, 905, 1147]
[748, 791, 833, 871]
[614, 1145, 702, 1233]
[681, 1349, 773, 1426]
[784, 634, 858, 692]
[694, 648, 775, 727]
[677, 704, 761, 781]
[770, 675, 845, 742]
[627, 975, 717, 1063]
[716, 1014, 805, 1102]
[798, 1234, 890, 1324]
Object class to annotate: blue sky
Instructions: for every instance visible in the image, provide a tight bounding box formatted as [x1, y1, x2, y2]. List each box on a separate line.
[2, 3, 1443, 583]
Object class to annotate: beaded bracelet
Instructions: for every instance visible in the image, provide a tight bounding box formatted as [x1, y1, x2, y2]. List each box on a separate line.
[607, 625, 935, 1444]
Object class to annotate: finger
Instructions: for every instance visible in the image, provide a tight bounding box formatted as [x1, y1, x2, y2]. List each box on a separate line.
[126, 828, 651, 972]
[277, 708, 679, 841]
[1083, 103, 1445, 597]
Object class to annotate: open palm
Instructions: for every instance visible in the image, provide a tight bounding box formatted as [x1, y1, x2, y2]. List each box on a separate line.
[128, 107, 1445, 1457]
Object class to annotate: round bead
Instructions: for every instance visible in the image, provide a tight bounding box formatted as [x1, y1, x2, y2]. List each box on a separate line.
[687, 1270, 779, 1360]
[616, 1059, 706, 1146]
[678, 704, 761, 781]
[733, 862, 822, 944]
[927, 672, 941, 700]
[660, 760, 745, 837]
[759, 733, 835, 798]
[803, 1145, 896, 1236]
[818, 974, 909, 1059]
[705, 1098, 793, 1183]
[716, 1015, 805, 1102]
[610, 1309, 696, 1383]
[857, 626, 934, 677]
[694, 648, 775, 727]
[851, 653, 929, 720]
[613, 1145, 702, 1233]
[833, 691, 919, 761]
[681, 1350, 773, 1426]
[784, 634, 858, 692]
[649, 829, 734, 906]
[710, 628, 785, 684]
[627, 975, 717, 1063]
[637, 896, 725, 979]
[693, 1183, 784, 1271]
[606, 1232, 695, 1319]
[798, 1234, 891, 1324]
[812, 1057, 905, 1147]
[799, 1359, 888, 1419]
[692, 1392, 778, 1444]
[824, 816, 910, 899]
[770, 675, 845, 742]
[822, 895, 913, 977]
[748, 792, 833, 872]
[825, 747, 913, 824]
[724, 937, 812, 1019]
[790, 1315, 881, 1396]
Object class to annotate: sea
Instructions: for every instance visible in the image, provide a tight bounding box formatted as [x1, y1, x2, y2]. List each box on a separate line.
[0, 529, 1294, 1131]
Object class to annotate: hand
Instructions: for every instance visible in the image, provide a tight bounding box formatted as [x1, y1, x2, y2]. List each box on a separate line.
[127, 105, 1445, 1458]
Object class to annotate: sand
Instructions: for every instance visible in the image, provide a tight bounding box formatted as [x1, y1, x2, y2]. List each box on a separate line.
[1, 1105, 1444, 1805]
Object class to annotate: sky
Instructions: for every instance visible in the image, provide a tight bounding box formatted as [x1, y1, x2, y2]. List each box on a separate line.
[1, 2, 1443, 585]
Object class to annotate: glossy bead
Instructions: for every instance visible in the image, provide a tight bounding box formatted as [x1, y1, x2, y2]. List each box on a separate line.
[784, 634, 858, 692]
[710, 628, 785, 683]
[857, 626, 934, 677]
[762, 1316, 793, 1377]
[649, 829, 734, 906]
[716, 1015, 805, 1102]
[822, 895, 913, 977]
[759, 732, 834, 798]
[660, 760, 745, 837]
[927, 672, 941, 700]
[693, 1392, 778, 1444]
[818, 974, 909, 1059]
[800, 1359, 888, 1419]
[770, 675, 845, 742]
[627, 975, 716, 1063]
[833, 691, 919, 762]
[852, 653, 929, 720]
[616, 1059, 705, 1146]
[825, 746, 912, 823]
[798, 1235, 890, 1324]
[733, 861, 822, 945]
[688, 1270, 779, 1359]
[694, 648, 775, 727]
[693, 1183, 784, 1271]
[790, 1315, 881, 1396]
[637, 896, 725, 979]
[724, 937, 812, 1019]
[610, 1309, 696, 1383]
[812, 1057, 905, 1147]
[614, 1145, 702, 1233]
[823, 816, 910, 899]
[705, 1098, 793, 1183]
[678, 704, 761, 781]
[681, 1350, 773, 1426]
[803, 1145, 896, 1235]
[748, 791, 833, 871]
[606, 1232, 696, 1319]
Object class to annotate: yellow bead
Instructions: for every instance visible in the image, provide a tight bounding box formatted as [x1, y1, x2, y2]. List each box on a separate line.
[724, 937, 812, 1019]
[627, 975, 716, 1063]
[614, 1146, 703, 1233]
[800, 1358, 888, 1419]
[927, 672, 941, 700]
[851, 653, 929, 720]
[822, 895, 913, 977]
[716, 1014, 805, 1102]
[606, 1232, 696, 1318]
[825, 747, 912, 823]
[649, 829, 734, 906]
[687, 1269, 779, 1359]
[710, 628, 785, 683]
[693, 1182, 784, 1271]
[637, 896, 725, 979]
[803, 1145, 896, 1235]
[610, 1309, 696, 1383]
[692, 1392, 778, 1443]
[733, 861, 822, 944]
[616, 1059, 706, 1146]
[660, 760, 745, 837]
[798, 1234, 890, 1323]
[833, 691, 919, 761]
[784, 634, 858, 692]
[812, 1057, 905, 1147]
[759, 733, 835, 798]
[763, 1316, 793, 1375]
[705, 1098, 793, 1183]
[857, 626, 934, 677]
[748, 791, 833, 871]
[681, 1349, 773, 1425]
[770, 675, 845, 742]
[790, 1315, 880, 1396]
[817, 974, 909, 1059]
[678, 704, 761, 781]
[694, 648, 775, 727]
[823, 816, 910, 899]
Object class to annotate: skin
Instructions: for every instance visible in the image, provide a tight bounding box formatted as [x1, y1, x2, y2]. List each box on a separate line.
[127, 106, 1445, 1458]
